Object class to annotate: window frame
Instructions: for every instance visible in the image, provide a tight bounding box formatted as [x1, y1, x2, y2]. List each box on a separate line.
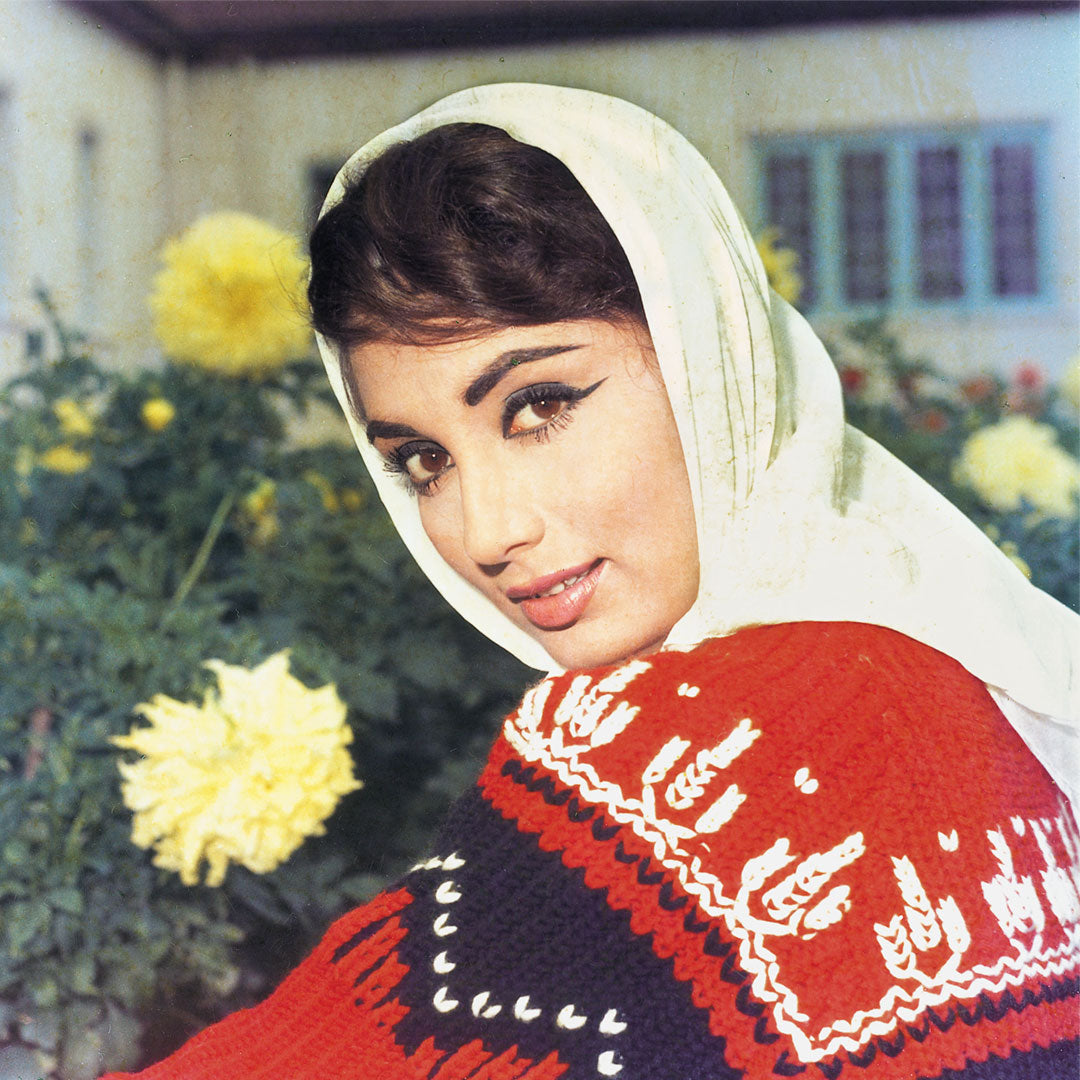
[753, 122, 1053, 317]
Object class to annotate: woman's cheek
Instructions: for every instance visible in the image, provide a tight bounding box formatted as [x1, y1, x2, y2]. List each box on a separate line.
[418, 493, 467, 572]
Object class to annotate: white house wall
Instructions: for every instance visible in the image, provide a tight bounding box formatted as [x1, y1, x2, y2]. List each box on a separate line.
[0, 1, 168, 375]
[1, 4, 1076, 378]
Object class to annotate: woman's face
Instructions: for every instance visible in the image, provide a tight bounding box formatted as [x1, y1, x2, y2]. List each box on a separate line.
[350, 318, 699, 670]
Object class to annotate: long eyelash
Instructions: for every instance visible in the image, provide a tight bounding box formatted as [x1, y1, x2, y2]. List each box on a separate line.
[382, 455, 407, 479]
[517, 404, 579, 444]
[412, 476, 444, 497]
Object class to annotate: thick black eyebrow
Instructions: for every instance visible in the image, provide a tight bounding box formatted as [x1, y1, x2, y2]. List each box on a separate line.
[365, 419, 422, 444]
[462, 344, 584, 407]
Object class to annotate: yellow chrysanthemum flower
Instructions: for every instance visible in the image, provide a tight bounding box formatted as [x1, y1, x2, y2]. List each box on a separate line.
[38, 444, 92, 474]
[113, 652, 361, 887]
[53, 398, 95, 438]
[953, 415, 1080, 517]
[141, 397, 176, 432]
[755, 226, 803, 306]
[149, 212, 312, 379]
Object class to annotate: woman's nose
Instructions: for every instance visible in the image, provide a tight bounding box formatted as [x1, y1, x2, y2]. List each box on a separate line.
[458, 461, 544, 567]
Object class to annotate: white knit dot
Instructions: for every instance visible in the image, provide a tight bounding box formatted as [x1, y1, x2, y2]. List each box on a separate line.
[599, 1009, 627, 1036]
[513, 995, 542, 1022]
[432, 913, 458, 936]
[938, 829, 959, 851]
[598, 1050, 624, 1076]
[556, 1004, 587, 1030]
[435, 880, 462, 904]
[432, 950, 456, 974]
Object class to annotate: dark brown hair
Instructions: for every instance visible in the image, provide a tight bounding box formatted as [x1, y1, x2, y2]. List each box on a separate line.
[307, 123, 644, 352]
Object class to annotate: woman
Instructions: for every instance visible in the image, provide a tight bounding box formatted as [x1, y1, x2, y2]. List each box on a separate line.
[106, 85, 1079, 1079]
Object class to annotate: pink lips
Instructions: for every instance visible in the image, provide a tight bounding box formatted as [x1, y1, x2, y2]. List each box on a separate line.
[509, 559, 605, 631]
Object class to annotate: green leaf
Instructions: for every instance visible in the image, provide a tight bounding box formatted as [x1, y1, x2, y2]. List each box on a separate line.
[18, 1005, 61, 1050]
[27, 973, 60, 1009]
[46, 886, 83, 916]
[67, 954, 97, 996]
[5, 900, 50, 956]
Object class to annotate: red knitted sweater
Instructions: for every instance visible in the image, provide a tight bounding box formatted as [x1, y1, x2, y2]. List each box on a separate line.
[105, 623, 1079, 1079]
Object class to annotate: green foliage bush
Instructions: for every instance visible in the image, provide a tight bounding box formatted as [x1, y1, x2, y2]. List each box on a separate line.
[0, 297, 530, 1075]
[0, 300, 1075, 1077]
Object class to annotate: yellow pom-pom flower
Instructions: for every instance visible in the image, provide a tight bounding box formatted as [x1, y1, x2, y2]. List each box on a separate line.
[149, 212, 312, 379]
[113, 652, 362, 887]
[755, 227, 804, 306]
[38, 444, 92, 474]
[141, 397, 176, 432]
[953, 414, 1080, 517]
[53, 398, 95, 438]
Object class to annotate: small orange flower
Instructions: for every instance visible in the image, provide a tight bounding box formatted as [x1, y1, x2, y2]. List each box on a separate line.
[911, 408, 949, 434]
[960, 376, 995, 404]
[840, 368, 866, 395]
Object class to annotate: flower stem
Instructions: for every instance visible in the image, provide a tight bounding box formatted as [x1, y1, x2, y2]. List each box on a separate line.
[168, 490, 237, 612]
[24, 706, 53, 780]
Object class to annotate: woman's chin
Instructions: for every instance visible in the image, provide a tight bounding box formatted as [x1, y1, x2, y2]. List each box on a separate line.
[530, 621, 671, 672]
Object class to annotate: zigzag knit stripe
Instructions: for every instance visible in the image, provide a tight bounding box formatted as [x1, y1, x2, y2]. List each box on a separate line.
[483, 623, 1080, 1080]
[480, 736, 1079, 1079]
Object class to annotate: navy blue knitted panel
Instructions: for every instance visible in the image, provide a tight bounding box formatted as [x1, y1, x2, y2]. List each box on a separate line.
[926, 1037, 1078, 1080]
[390, 786, 740, 1079]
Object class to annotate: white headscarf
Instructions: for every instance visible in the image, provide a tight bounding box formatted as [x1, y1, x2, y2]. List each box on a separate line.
[316, 84, 1079, 801]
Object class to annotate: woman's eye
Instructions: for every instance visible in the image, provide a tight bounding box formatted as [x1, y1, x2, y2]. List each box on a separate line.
[384, 441, 453, 495]
[507, 397, 566, 435]
[404, 446, 450, 483]
[502, 380, 604, 439]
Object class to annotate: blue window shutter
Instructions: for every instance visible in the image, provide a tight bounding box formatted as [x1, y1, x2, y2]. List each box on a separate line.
[754, 123, 1049, 315]
[840, 148, 890, 303]
[915, 141, 966, 301]
[990, 142, 1039, 297]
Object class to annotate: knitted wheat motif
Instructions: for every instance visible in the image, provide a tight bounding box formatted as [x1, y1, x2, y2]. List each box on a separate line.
[982, 826, 1046, 952]
[737, 832, 866, 941]
[664, 717, 760, 811]
[874, 855, 971, 985]
[552, 659, 650, 745]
